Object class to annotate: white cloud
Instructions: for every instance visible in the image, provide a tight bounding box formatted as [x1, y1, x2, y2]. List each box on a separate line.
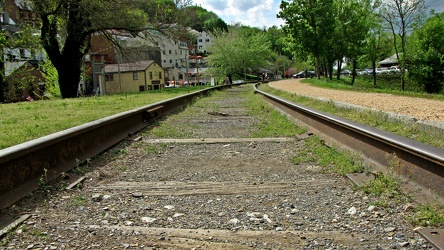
[192, 0, 285, 28]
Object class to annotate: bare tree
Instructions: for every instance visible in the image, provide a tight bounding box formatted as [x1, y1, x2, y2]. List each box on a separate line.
[379, 0, 427, 91]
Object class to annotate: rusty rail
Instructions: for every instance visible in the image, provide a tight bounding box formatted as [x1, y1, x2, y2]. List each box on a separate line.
[254, 84, 444, 200]
[0, 85, 235, 210]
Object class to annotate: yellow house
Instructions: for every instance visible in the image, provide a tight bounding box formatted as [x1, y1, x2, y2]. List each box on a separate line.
[104, 60, 165, 94]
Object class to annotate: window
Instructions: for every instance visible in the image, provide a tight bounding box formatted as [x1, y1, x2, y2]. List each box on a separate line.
[169, 50, 172, 54]
[133, 72, 138, 80]
[149, 72, 153, 80]
[205, 39, 210, 42]
[105, 74, 114, 81]
[175, 50, 177, 55]
[198, 39, 202, 42]
[159, 72, 162, 79]
[169, 59, 172, 64]
[139, 85, 145, 91]
[163, 50, 165, 55]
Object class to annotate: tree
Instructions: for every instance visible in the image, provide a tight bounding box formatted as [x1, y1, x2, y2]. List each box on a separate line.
[278, 0, 336, 79]
[379, 0, 427, 91]
[183, 6, 227, 33]
[407, 13, 444, 93]
[364, 27, 392, 86]
[338, 0, 373, 85]
[30, 0, 191, 98]
[206, 26, 273, 84]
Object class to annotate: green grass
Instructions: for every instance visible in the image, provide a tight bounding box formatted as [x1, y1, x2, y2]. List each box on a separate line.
[259, 84, 444, 149]
[0, 87, 208, 150]
[408, 203, 444, 227]
[290, 136, 364, 176]
[245, 90, 306, 137]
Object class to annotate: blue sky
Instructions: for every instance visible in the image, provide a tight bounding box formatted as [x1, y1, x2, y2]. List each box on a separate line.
[192, 0, 444, 29]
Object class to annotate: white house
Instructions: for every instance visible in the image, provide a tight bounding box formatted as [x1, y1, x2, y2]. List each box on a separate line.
[197, 30, 212, 54]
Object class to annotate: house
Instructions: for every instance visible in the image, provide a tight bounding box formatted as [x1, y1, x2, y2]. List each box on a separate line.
[5, 60, 45, 101]
[103, 60, 165, 94]
[197, 29, 212, 54]
[379, 54, 399, 68]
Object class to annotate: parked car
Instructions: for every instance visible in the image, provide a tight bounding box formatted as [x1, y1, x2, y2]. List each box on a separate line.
[292, 71, 315, 78]
[340, 70, 352, 76]
[376, 67, 390, 74]
[390, 66, 400, 74]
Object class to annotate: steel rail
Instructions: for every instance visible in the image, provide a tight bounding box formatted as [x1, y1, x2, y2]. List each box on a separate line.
[0, 85, 235, 210]
[254, 84, 444, 200]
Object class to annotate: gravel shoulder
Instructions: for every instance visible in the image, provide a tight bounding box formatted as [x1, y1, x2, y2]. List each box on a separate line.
[0, 85, 433, 249]
[270, 79, 444, 124]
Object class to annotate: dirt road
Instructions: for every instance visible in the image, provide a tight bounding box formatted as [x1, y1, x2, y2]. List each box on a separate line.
[270, 79, 444, 123]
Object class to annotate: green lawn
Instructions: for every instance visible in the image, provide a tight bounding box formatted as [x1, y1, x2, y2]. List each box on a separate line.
[0, 87, 208, 150]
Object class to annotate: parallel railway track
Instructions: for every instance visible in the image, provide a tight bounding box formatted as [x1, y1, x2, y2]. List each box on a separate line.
[1, 83, 443, 248]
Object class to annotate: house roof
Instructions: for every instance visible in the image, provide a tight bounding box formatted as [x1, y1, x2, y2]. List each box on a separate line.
[379, 54, 398, 65]
[104, 60, 156, 73]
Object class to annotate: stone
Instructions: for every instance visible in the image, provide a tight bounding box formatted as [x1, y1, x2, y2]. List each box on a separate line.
[347, 207, 357, 215]
[141, 217, 157, 223]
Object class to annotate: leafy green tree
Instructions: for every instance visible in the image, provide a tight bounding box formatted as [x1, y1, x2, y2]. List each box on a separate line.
[278, 0, 335, 79]
[407, 13, 444, 93]
[183, 6, 227, 33]
[337, 0, 373, 85]
[266, 26, 292, 59]
[379, 0, 427, 91]
[206, 26, 273, 84]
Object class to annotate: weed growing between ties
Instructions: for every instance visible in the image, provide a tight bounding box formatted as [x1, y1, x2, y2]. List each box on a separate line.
[408, 203, 444, 227]
[246, 91, 306, 137]
[290, 136, 364, 176]
[145, 143, 168, 155]
[259, 84, 444, 149]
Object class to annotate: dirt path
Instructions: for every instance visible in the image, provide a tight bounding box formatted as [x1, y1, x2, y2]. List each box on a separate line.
[270, 79, 444, 123]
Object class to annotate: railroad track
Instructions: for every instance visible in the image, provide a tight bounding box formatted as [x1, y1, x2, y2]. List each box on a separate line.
[1, 83, 443, 249]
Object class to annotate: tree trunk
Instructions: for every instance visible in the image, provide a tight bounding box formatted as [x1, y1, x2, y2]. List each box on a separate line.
[38, 0, 89, 98]
[351, 59, 357, 85]
[227, 74, 233, 84]
[315, 54, 320, 79]
[57, 62, 82, 98]
[0, 55, 5, 103]
[336, 60, 342, 80]
[372, 60, 377, 86]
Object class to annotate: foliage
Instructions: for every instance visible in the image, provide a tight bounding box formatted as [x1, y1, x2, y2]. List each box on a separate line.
[378, 0, 427, 91]
[38, 59, 61, 98]
[182, 5, 227, 33]
[407, 13, 444, 93]
[278, 0, 335, 78]
[206, 25, 273, 83]
[4, 67, 35, 102]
